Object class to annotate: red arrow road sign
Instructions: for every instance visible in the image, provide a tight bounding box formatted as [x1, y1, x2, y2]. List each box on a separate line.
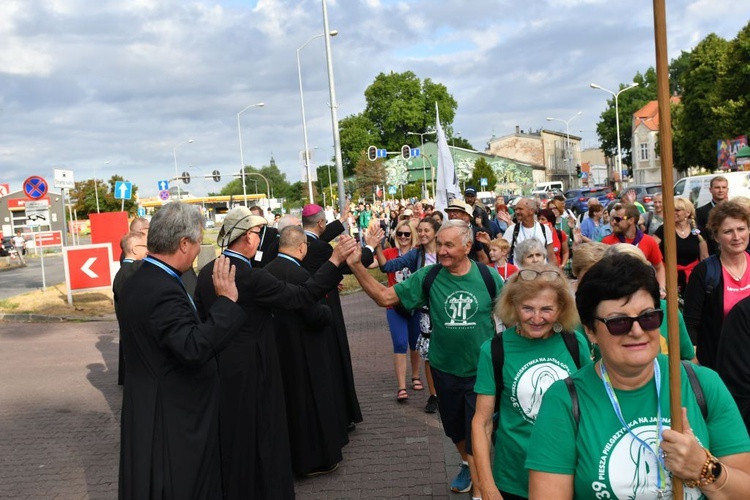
[63, 244, 113, 292]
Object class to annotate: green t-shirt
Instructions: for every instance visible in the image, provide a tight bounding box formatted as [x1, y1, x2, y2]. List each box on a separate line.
[474, 327, 592, 497]
[394, 262, 503, 377]
[588, 299, 695, 362]
[526, 354, 750, 499]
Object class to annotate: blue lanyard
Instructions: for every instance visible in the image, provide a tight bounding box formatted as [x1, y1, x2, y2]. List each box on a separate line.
[304, 230, 319, 240]
[222, 249, 252, 268]
[600, 359, 667, 495]
[122, 258, 135, 264]
[278, 254, 301, 266]
[143, 256, 197, 313]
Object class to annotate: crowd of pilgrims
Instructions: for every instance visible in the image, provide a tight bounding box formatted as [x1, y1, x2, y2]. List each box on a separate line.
[113, 176, 750, 499]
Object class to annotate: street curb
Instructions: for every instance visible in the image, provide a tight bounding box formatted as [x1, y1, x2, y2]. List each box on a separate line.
[0, 312, 116, 323]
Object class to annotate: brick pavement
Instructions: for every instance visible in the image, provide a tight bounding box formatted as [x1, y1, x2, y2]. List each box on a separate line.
[0, 292, 466, 499]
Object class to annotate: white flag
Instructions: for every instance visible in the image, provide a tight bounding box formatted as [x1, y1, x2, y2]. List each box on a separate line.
[435, 102, 459, 214]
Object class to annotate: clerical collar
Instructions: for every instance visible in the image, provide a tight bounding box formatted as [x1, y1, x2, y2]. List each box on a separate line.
[304, 230, 319, 240]
[278, 254, 301, 266]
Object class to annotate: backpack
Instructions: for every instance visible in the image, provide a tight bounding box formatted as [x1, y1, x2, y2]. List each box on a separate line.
[562, 360, 707, 427]
[704, 254, 721, 296]
[421, 262, 497, 327]
[507, 223, 552, 264]
[491, 330, 581, 422]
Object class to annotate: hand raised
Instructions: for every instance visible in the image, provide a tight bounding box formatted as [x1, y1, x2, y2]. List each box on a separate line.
[330, 235, 357, 266]
[346, 242, 363, 267]
[212, 255, 238, 302]
[365, 227, 385, 247]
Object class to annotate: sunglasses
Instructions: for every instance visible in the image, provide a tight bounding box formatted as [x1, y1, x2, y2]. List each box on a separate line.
[612, 216, 631, 224]
[594, 309, 664, 336]
[518, 269, 560, 282]
[396, 231, 411, 237]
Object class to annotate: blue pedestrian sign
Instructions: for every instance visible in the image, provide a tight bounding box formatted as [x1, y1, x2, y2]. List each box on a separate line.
[137, 207, 146, 217]
[115, 181, 133, 200]
[480, 177, 488, 187]
[388, 186, 397, 195]
[157, 180, 169, 191]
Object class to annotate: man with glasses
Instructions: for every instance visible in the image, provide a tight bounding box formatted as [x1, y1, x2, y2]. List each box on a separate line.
[346, 220, 503, 498]
[194, 206, 357, 500]
[602, 203, 666, 295]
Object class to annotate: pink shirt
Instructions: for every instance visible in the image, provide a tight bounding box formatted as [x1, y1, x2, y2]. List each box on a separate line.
[723, 252, 750, 317]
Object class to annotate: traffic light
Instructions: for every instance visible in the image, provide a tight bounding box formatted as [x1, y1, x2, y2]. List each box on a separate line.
[212, 170, 221, 182]
[401, 145, 411, 160]
[182, 171, 191, 184]
[575, 165, 582, 178]
[367, 146, 377, 162]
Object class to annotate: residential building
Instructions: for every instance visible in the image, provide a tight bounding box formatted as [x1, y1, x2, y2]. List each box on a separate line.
[631, 97, 681, 184]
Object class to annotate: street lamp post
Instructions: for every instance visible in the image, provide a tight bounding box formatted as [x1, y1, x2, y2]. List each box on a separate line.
[298, 31, 338, 204]
[173, 139, 193, 200]
[321, 0, 346, 215]
[590, 82, 639, 188]
[237, 102, 265, 207]
[406, 130, 436, 199]
[93, 161, 109, 213]
[546, 112, 582, 188]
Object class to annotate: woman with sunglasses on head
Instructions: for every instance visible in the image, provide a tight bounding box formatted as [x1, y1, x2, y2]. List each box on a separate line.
[472, 264, 590, 500]
[527, 254, 750, 499]
[374, 217, 441, 411]
[683, 200, 750, 370]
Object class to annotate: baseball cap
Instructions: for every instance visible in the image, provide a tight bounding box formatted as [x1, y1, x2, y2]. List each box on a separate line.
[218, 207, 267, 247]
[302, 204, 323, 217]
[464, 186, 478, 196]
[445, 199, 473, 217]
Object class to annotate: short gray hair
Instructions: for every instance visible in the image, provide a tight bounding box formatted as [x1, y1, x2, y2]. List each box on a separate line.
[277, 215, 301, 232]
[514, 238, 546, 266]
[437, 219, 474, 247]
[147, 202, 203, 254]
[279, 225, 307, 248]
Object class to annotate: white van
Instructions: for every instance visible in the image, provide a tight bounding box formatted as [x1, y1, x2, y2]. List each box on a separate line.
[532, 181, 564, 193]
[673, 171, 750, 208]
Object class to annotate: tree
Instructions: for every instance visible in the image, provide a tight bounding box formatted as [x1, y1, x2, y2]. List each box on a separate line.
[469, 158, 497, 190]
[69, 175, 139, 217]
[339, 71, 459, 176]
[451, 136, 475, 150]
[353, 151, 386, 200]
[714, 22, 750, 141]
[676, 33, 730, 171]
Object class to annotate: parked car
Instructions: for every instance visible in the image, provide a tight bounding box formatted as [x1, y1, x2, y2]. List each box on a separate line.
[564, 187, 615, 216]
[204, 218, 216, 229]
[0, 236, 16, 258]
[627, 183, 662, 211]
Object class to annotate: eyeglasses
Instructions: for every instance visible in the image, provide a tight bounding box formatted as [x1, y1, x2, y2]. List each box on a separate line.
[594, 309, 664, 336]
[612, 216, 631, 224]
[396, 231, 411, 237]
[518, 269, 560, 282]
[248, 229, 262, 236]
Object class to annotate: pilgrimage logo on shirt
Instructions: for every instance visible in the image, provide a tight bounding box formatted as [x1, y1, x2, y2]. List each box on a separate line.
[510, 357, 570, 423]
[442, 290, 479, 327]
[591, 419, 702, 500]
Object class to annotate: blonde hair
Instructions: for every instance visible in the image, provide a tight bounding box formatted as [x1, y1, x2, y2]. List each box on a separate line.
[495, 263, 579, 331]
[488, 237, 510, 251]
[674, 196, 696, 219]
[603, 243, 649, 265]
[571, 242, 608, 279]
[394, 219, 419, 247]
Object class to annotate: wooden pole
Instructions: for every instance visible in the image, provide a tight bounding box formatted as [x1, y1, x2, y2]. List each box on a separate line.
[652, 0, 683, 497]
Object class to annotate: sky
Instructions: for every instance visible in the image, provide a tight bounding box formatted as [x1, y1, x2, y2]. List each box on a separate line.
[1, 0, 749, 198]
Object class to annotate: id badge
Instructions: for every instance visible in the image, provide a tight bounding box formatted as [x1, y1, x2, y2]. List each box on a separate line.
[254, 250, 264, 262]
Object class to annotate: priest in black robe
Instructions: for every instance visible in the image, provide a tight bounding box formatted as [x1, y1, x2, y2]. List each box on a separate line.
[118, 202, 246, 500]
[266, 225, 349, 476]
[194, 207, 357, 499]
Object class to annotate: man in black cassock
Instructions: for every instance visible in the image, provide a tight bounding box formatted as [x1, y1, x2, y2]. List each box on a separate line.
[265, 225, 349, 476]
[193, 207, 357, 499]
[118, 202, 246, 500]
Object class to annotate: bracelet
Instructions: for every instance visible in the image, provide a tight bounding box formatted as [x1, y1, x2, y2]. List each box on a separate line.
[711, 464, 730, 492]
[684, 448, 721, 488]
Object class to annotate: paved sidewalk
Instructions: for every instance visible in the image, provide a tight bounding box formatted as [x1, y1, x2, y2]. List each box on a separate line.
[0, 292, 466, 499]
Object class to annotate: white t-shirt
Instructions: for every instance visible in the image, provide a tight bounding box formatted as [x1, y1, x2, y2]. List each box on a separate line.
[12, 235, 25, 249]
[502, 221, 552, 252]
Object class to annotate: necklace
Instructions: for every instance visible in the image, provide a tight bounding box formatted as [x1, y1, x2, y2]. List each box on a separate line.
[722, 256, 747, 282]
[675, 224, 690, 237]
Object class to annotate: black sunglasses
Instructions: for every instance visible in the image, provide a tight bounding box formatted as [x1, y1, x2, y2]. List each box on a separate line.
[396, 231, 411, 237]
[594, 309, 664, 336]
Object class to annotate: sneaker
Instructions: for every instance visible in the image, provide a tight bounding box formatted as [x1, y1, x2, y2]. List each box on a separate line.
[450, 462, 472, 493]
[424, 394, 438, 414]
[305, 462, 339, 477]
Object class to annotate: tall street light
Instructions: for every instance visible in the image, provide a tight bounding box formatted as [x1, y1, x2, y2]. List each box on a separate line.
[406, 130, 436, 199]
[546, 112, 582, 188]
[173, 139, 193, 200]
[298, 30, 338, 204]
[321, 0, 345, 215]
[590, 82, 639, 187]
[93, 161, 109, 213]
[237, 102, 265, 207]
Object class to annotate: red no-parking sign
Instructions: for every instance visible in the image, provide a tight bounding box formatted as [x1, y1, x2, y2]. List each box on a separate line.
[63, 244, 113, 305]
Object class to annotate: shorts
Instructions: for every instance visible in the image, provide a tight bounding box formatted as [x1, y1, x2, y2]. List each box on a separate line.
[415, 333, 430, 361]
[430, 366, 477, 454]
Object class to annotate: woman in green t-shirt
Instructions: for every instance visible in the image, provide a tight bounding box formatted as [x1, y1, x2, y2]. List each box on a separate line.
[472, 264, 590, 500]
[527, 255, 750, 499]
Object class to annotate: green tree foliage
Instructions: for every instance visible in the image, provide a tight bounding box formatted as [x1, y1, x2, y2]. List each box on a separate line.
[676, 33, 731, 170]
[469, 158, 497, 190]
[353, 151, 386, 200]
[451, 136, 475, 150]
[70, 175, 139, 218]
[339, 71, 459, 176]
[714, 22, 750, 140]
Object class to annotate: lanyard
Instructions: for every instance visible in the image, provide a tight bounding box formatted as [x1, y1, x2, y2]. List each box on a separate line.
[122, 258, 135, 264]
[278, 254, 301, 267]
[223, 249, 252, 268]
[304, 230, 319, 240]
[600, 359, 667, 496]
[144, 256, 197, 314]
[520, 223, 537, 241]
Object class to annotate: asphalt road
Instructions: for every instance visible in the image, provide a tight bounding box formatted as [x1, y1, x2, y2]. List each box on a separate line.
[0, 254, 66, 300]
